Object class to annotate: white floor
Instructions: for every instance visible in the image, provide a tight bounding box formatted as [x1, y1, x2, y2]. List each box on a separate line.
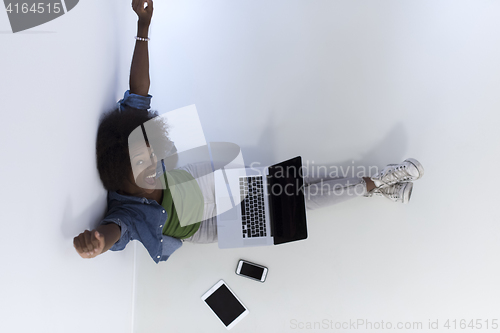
[1, 1, 500, 333]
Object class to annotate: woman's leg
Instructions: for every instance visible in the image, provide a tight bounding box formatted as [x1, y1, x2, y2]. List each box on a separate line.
[180, 162, 377, 242]
[303, 158, 424, 207]
[302, 162, 376, 210]
[303, 176, 372, 210]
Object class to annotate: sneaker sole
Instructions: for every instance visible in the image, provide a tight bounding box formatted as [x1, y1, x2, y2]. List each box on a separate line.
[404, 158, 424, 180]
[402, 182, 413, 204]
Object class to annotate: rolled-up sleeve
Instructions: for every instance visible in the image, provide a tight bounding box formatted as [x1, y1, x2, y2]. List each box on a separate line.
[99, 217, 130, 251]
[159, 234, 183, 262]
[118, 90, 152, 111]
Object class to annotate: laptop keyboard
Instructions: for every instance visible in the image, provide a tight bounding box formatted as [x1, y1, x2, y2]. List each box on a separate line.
[240, 176, 267, 238]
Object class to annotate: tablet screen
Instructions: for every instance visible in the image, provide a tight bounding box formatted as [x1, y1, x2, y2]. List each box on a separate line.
[204, 283, 246, 327]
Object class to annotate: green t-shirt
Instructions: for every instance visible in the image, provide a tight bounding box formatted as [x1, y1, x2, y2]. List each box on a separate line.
[160, 169, 204, 239]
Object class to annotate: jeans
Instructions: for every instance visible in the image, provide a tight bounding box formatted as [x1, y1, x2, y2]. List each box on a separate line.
[178, 162, 367, 244]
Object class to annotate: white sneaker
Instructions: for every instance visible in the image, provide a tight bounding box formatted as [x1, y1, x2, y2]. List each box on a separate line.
[371, 158, 424, 187]
[365, 182, 413, 204]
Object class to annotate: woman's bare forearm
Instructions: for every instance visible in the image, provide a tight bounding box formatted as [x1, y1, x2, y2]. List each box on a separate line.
[129, 21, 150, 96]
[96, 223, 121, 254]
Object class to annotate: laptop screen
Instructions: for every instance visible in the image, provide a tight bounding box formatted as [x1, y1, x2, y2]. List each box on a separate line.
[267, 156, 308, 244]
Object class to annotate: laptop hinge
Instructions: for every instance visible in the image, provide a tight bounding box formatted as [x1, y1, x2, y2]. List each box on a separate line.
[266, 173, 275, 238]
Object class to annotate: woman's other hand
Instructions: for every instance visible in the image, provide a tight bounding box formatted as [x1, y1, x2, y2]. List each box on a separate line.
[132, 0, 154, 27]
[73, 230, 106, 259]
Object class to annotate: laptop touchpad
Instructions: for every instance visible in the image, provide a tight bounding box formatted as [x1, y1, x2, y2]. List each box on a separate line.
[243, 238, 268, 246]
[218, 200, 239, 221]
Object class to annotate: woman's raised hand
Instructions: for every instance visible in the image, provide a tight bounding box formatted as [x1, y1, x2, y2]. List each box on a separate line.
[132, 0, 154, 26]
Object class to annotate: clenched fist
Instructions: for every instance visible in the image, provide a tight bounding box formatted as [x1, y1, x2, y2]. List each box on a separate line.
[132, 0, 153, 27]
[73, 229, 106, 259]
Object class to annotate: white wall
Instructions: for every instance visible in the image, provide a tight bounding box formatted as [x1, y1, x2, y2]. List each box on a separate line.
[2, 1, 500, 333]
[0, 1, 137, 332]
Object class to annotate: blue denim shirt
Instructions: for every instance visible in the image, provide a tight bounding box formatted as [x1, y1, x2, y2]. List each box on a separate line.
[98, 90, 183, 264]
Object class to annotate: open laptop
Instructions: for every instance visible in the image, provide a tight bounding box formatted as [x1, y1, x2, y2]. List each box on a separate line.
[215, 156, 308, 249]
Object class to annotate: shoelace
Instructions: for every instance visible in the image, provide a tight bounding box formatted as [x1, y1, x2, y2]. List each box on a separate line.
[377, 164, 412, 185]
[382, 183, 404, 199]
[367, 183, 404, 201]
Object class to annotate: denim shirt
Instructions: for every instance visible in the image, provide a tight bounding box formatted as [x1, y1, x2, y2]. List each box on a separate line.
[98, 90, 182, 264]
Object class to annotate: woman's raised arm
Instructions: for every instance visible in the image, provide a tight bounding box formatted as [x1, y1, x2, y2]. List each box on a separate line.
[129, 0, 154, 96]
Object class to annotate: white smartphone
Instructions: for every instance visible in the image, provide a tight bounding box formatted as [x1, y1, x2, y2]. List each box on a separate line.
[236, 259, 268, 282]
[201, 280, 249, 330]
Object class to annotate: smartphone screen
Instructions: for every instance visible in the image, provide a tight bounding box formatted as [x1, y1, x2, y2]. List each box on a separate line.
[237, 260, 268, 282]
[240, 262, 264, 279]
